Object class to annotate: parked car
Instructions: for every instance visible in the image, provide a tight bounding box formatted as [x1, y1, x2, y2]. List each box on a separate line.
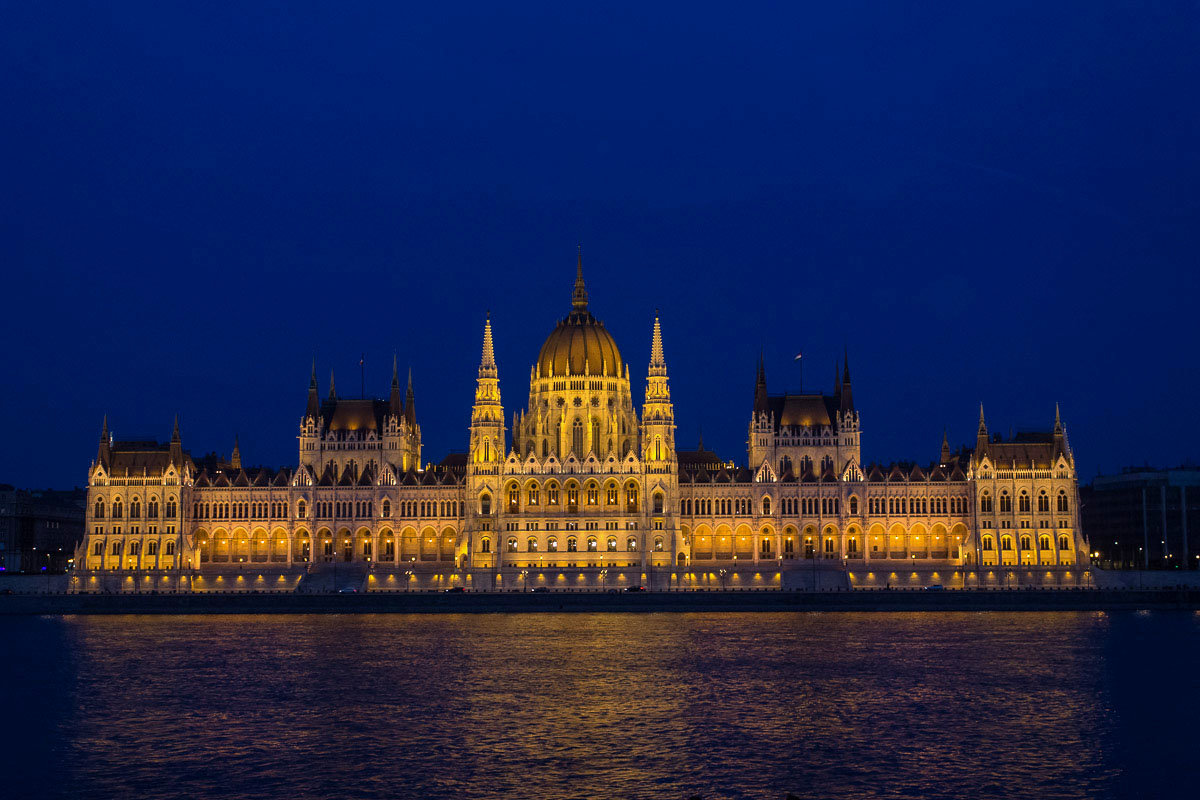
[530, 586, 550, 593]
[623, 585, 646, 592]
[925, 584, 946, 591]
[444, 586, 465, 593]
[337, 587, 358, 594]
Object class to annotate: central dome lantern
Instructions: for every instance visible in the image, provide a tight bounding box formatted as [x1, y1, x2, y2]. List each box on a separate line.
[535, 255, 623, 378]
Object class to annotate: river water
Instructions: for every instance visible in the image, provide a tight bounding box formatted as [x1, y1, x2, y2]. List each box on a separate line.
[3, 611, 1197, 799]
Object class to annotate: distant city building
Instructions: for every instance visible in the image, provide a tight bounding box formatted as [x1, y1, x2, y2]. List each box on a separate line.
[0, 485, 86, 572]
[74, 259, 1089, 590]
[1081, 467, 1200, 570]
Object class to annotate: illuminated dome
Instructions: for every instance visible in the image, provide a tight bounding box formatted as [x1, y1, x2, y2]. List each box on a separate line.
[535, 260, 623, 378]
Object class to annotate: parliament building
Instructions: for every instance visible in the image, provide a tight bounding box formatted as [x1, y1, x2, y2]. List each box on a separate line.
[75, 259, 1089, 591]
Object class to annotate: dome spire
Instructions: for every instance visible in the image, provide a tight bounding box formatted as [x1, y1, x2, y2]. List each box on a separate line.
[572, 245, 588, 311]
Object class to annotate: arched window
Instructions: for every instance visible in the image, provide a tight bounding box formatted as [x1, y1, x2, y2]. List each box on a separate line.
[527, 537, 538, 552]
[1018, 492, 1030, 513]
[547, 483, 559, 505]
[587, 484, 598, 505]
[482, 439, 490, 462]
[587, 537, 598, 552]
[1020, 535, 1032, 551]
[382, 499, 391, 518]
[982, 535, 994, 551]
[94, 499, 105, 519]
[627, 536, 638, 551]
[506, 537, 518, 553]
[1057, 492, 1069, 512]
[480, 537, 491, 553]
[527, 485, 539, 505]
[762, 497, 772, 516]
[653, 493, 664, 514]
[297, 500, 307, 518]
[572, 419, 584, 456]
[1001, 536, 1013, 551]
[1039, 535, 1051, 550]
[824, 538, 835, 555]
[112, 499, 123, 519]
[129, 541, 141, 556]
[654, 437, 662, 461]
[607, 486, 618, 505]
[847, 537, 858, 554]
[654, 537, 664, 552]
[1037, 492, 1050, 512]
[567, 537, 578, 552]
[547, 537, 558, 552]
[607, 536, 618, 552]
[146, 540, 158, 556]
[480, 494, 491, 515]
[980, 492, 993, 513]
[849, 496, 858, 515]
[1058, 535, 1071, 550]
[999, 493, 1012, 513]
[165, 541, 175, 555]
[165, 498, 177, 518]
[148, 498, 159, 518]
[625, 483, 638, 508]
[508, 485, 520, 510]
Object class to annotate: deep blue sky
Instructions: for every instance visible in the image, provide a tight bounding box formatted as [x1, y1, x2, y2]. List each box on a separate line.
[3, 2, 1197, 488]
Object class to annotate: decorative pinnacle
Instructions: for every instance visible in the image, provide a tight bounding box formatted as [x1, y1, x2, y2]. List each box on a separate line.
[480, 314, 496, 374]
[329, 370, 336, 399]
[172, 414, 180, 442]
[978, 403, 987, 432]
[392, 353, 399, 386]
[310, 357, 317, 388]
[649, 311, 666, 374]
[572, 247, 588, 311]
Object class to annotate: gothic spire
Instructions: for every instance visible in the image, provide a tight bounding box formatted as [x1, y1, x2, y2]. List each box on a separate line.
[479, 312, 497, 377]
[754, 351, 768, 415]
[389, 353, 403, 418]
[329, 370, 337, 400]
[231, 435, 241, 470]
[306, 360, 320, 419]
[978, 403, 987, 433]
[941, 427, 951, 464]
[1054, 402, 1062, 432]
[405, 367, 416, 426]
[97, 415, 111, 467]
[170, 414, 182, 465]
[648, 310, 666, 376]
[171, 414, 180, 443]
[571, 246, 588, 312]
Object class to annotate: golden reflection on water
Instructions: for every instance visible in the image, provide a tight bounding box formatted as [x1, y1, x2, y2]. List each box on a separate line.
[20, 611, 1188, 799]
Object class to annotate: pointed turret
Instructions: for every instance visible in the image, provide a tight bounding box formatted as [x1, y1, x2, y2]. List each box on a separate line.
[572, 246, 588, 312]
[306, 359, 320, 419]
[479, 311, 497, 378]
[976, 404, 989, 455]
[753, 352, 769, 415]
[648, 311, 666, 377]
[231, 436, 241, 470]
[642, 311, 675, 464]
[1053, 403, 1066, 457]
[389, 354, 403, 418]
[328, 370, 337, 401]
[170, 414, 183, 465]
[940, 428, 951, 464]
[404, 367, 416, 426]
[97, 415, 111, 467]
[840, 348, 854, 412]
[469, 315, 504, 467]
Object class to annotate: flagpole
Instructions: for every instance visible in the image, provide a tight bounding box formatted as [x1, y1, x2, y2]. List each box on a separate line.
[360, 353, 365, 399]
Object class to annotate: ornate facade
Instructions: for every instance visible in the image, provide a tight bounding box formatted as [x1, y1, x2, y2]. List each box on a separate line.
[76, 259, 1088, 590]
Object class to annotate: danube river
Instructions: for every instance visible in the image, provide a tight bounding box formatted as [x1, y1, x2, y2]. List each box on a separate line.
[3, 612, 1197, 799]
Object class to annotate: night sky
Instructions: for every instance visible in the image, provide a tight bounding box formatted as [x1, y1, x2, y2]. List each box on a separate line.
[3, 2, 1197, 488]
